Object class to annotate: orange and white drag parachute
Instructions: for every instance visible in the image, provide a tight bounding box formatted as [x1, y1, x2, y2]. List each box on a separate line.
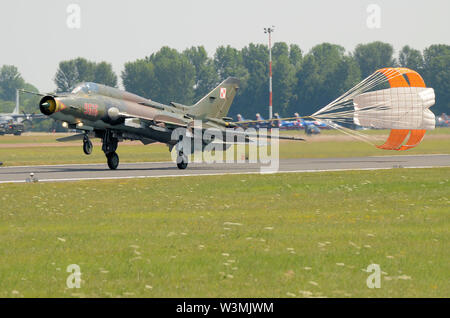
[312, 67, 436, 150]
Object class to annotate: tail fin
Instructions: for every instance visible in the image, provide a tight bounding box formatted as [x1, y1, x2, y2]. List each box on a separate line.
[189, 77, 240, 119]
[13, 89, 20, 115]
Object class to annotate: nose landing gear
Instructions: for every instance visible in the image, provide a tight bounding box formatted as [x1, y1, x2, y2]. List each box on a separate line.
[83, 135, 93, 155]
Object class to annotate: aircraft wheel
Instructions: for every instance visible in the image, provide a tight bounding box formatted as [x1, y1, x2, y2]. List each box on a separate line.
[83, 138, 93, 155]
[177, 153, 188, 170]
[177, 160, 188, 170]
[106, 152, 119, 170]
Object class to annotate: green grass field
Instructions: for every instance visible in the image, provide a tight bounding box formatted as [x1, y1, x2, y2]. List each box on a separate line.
[0, 128, 449, 166]
[0, 168, 448, 298]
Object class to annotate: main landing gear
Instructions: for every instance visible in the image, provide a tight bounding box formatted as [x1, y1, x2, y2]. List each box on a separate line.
[82, 132, 119, 170]
[176, 151, 188, 170]
[102, 130, 119, 170]
[106, 152, 119, 170]
[175, 137, 189, 170]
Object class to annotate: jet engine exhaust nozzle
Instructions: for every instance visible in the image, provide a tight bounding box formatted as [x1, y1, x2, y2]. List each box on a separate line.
[39, 96, 57, 116]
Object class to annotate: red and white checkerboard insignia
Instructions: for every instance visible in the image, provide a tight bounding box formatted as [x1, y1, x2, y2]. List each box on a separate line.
[220, 87, 227, 99]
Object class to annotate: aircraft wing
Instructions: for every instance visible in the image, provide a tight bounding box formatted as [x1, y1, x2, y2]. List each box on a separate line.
[153, 114, 188, 127]
[56, 133, 86, 142]
[8, 114, 29, 119]
[200, 128, 305, 142]
[20, 89, 66, 98]
[9, 113, 46, 120]
[56, 132, 156, 145]
[115, 111, 189, 128]
[227, 129, 305, 141]
[233, 115, 311, 125]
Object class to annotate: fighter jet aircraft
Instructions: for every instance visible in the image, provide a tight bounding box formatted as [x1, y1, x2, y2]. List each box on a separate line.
[33, 78, 303, 170]
[254, 113, 276, 129]
[273, 113, 296, 129]
[235, 114, 255, 129]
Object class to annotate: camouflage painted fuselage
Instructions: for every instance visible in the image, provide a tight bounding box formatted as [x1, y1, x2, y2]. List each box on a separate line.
[39, 79, 240, 145]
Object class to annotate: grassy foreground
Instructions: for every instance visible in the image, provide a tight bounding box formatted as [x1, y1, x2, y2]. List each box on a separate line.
[0, 168, 448, 297]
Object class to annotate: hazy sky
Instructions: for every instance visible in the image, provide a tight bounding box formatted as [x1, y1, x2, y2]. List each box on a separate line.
[0, 0, 448, 92]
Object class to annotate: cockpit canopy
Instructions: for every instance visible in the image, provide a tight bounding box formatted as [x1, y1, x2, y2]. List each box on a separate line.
[71, 82, 99, 95]
[70, 82, 150, 104]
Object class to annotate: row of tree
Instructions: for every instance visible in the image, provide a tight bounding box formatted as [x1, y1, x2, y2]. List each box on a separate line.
[54, 58, 117, 92]
[0, 65, 38, 101]
[1, 42, 449, 123]
[122, 42, 449, 117]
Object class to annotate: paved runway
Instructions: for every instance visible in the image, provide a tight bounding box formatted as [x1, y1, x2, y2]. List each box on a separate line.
[0, 154, 449, 183]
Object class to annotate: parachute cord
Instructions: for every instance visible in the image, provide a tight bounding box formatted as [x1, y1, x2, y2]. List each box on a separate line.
[311, 69, 411, 120]
[310, 116, 377, 146]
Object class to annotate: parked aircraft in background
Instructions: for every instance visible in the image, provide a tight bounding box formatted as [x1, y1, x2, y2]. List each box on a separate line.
[437, 113, 449, 127]
[273, 113, 296, 129]
[294, 113, 328, 130]
[0, 121, 25, 136]
[235, 112, 326, 133]
[0, 89, 46, 136]
[0, 90, 44, 135]
[255, 113, 275, 129]
[236, 114, 253, 129]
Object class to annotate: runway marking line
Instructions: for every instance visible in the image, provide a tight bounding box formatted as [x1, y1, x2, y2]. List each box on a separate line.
[0, 153, 448, 169]
[0, 161, 171, 169]
[0, 165, 448, 184]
